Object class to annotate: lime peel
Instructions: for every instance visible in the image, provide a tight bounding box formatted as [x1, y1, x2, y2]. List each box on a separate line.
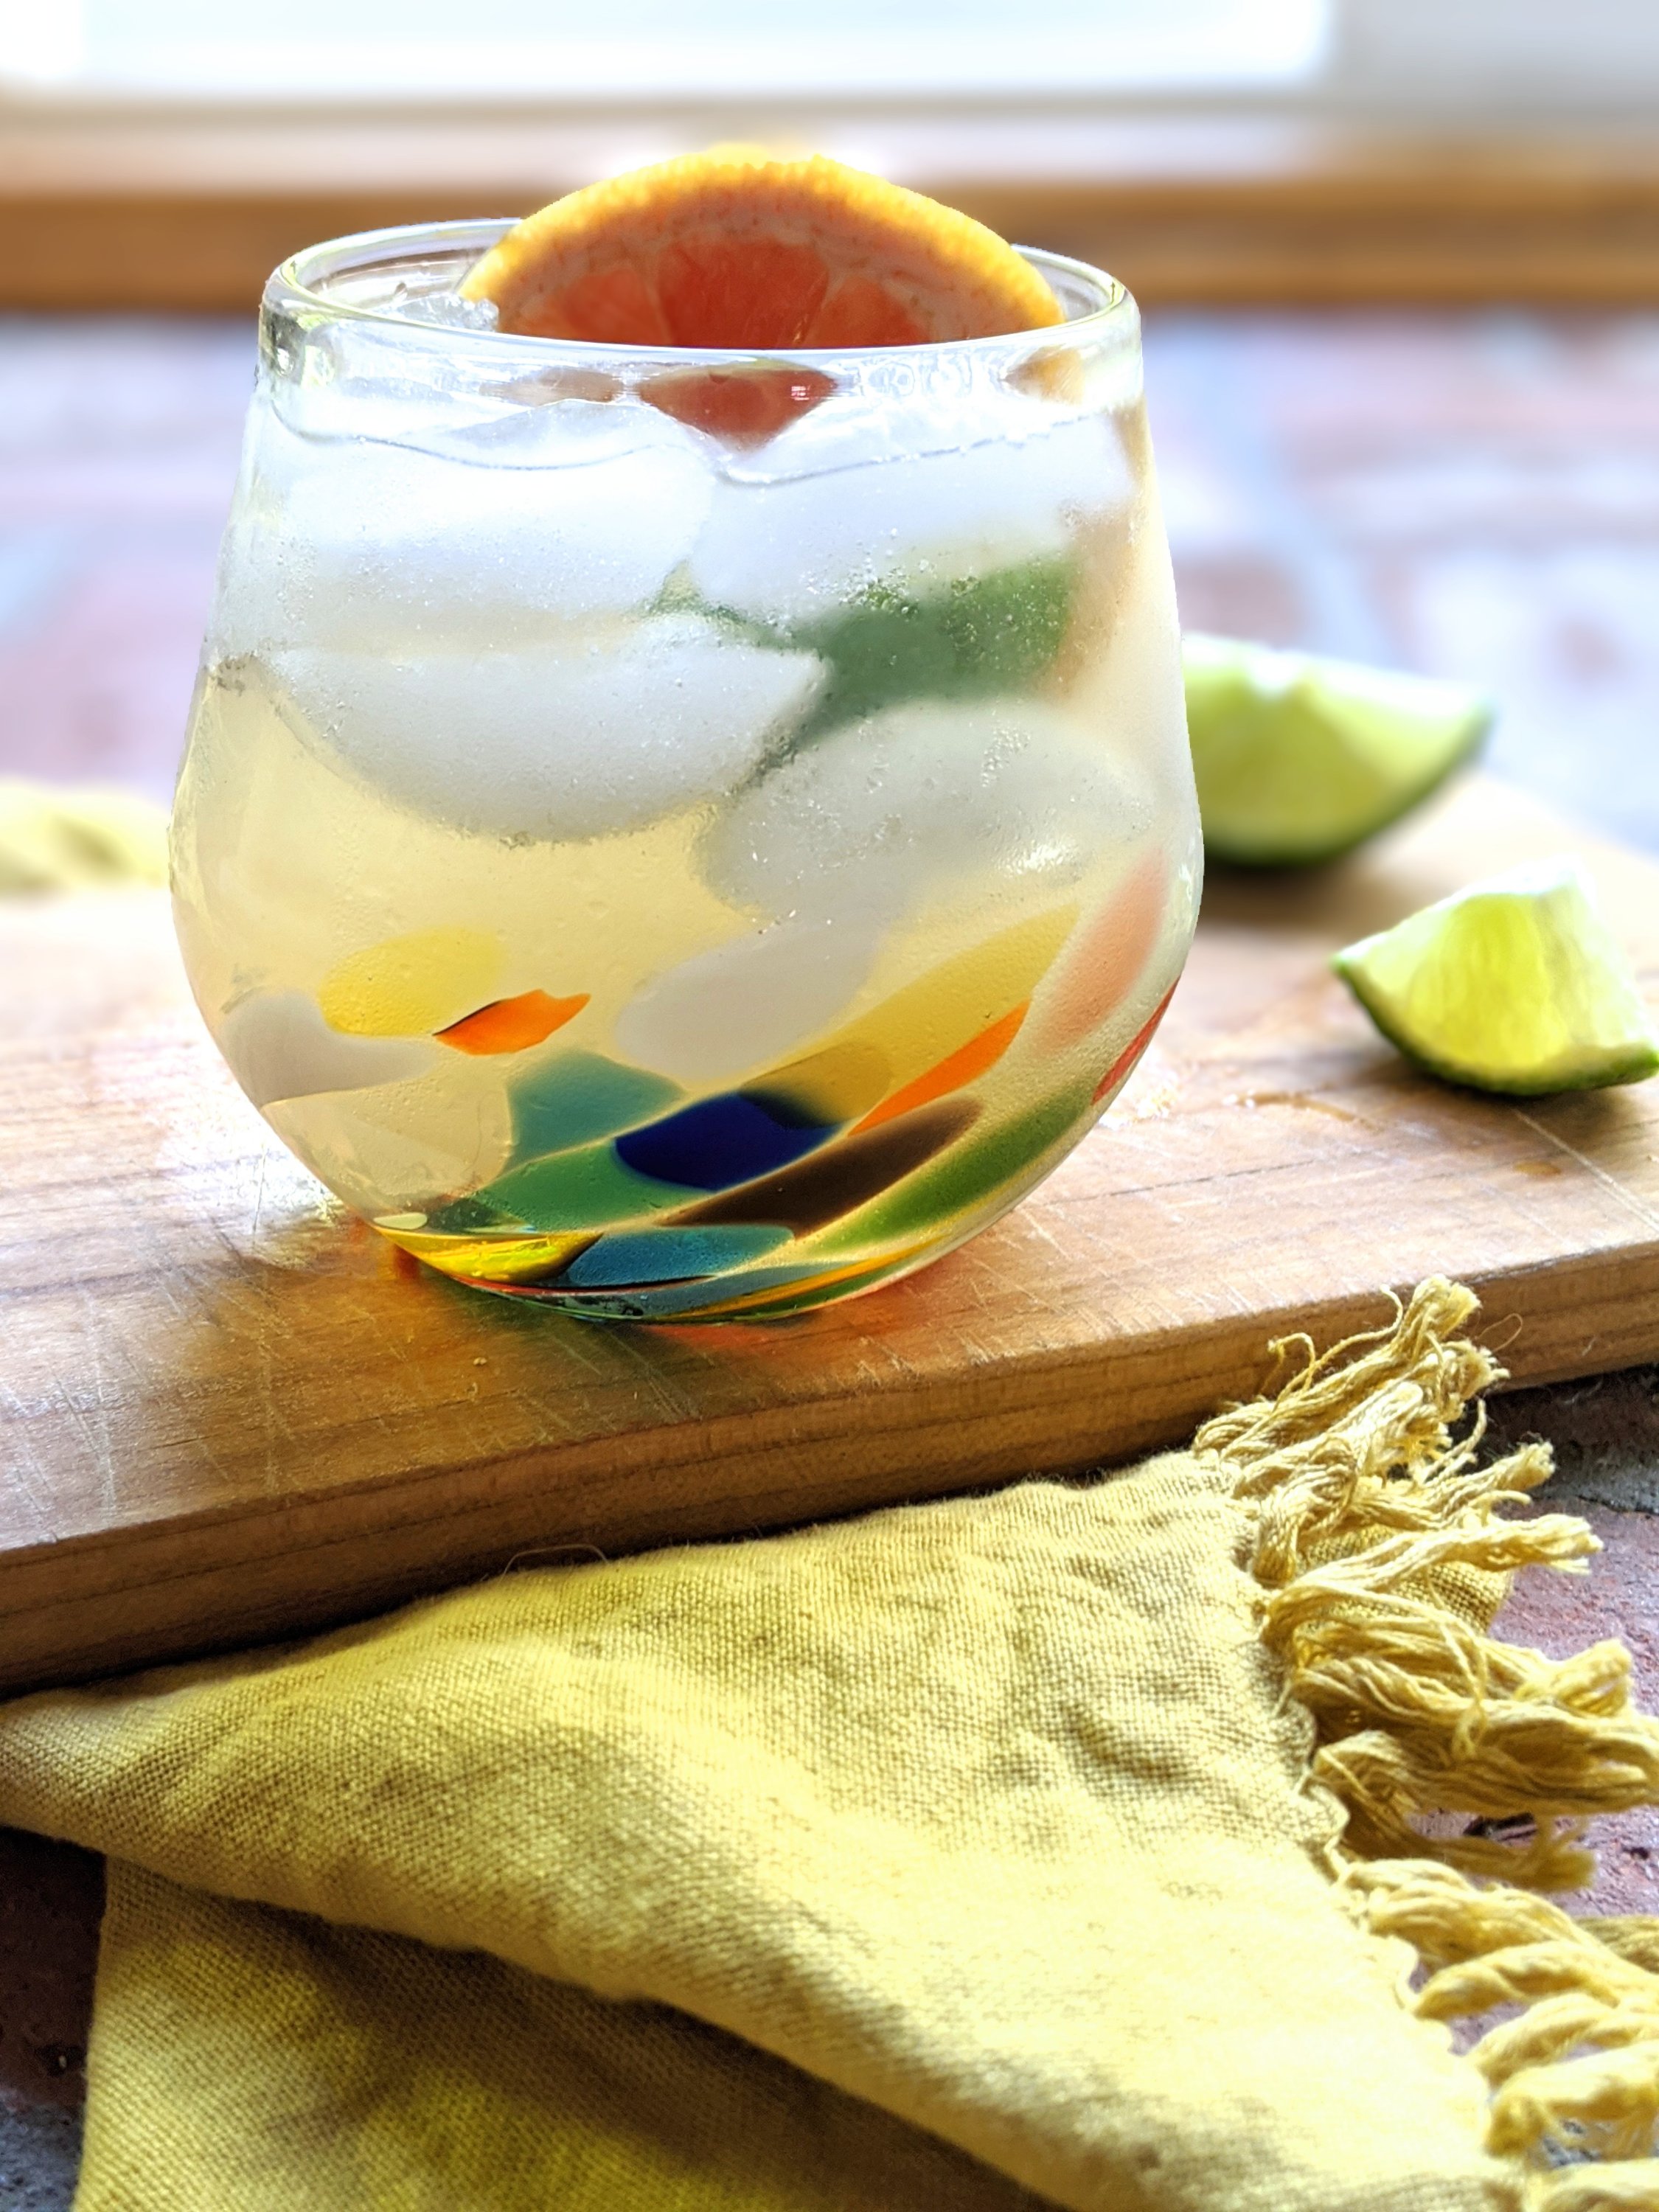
[1332, 857, 1659, 1096]
[1183, 634, 1492, 867]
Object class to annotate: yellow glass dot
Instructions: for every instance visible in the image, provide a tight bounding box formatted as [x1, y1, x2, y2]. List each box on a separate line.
[829, 905, 1077, 1091]
[319, 928, 505, 1037]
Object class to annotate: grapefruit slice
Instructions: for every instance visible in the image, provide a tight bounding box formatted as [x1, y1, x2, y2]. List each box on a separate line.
[462, 149, 1062, 352]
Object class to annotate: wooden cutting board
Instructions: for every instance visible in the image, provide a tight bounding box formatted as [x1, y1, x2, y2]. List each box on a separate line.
[4, 772, 1658, 1694]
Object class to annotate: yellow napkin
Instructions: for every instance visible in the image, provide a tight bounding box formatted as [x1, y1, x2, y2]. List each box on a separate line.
[4, 1282, 1659, 2212]
[0, 779, 167, 893]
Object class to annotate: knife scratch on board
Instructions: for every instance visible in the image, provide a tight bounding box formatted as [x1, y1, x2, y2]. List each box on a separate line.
[1511, 1109, 1659, 1237]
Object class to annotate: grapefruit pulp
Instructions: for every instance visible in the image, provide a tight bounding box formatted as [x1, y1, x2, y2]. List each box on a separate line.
[462, 149, 1062, 352]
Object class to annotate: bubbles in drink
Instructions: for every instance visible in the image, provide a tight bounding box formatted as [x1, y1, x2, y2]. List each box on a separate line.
[213, 406, 715, 656]
[272, 616, 826, 841]
[173, 254, 1199, 1319]
[692, 383, 1133, 627]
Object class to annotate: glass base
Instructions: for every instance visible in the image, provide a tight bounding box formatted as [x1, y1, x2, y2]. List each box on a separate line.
[443, 1242, 928, 1324]
[372, 1031, 1178, 1324]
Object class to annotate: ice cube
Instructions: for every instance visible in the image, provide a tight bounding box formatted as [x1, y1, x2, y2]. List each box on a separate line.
[273, 614, 826, 841]
[392, 291, 500, 332]
[268, 1060, 514, 1214]
[689, 394, 1131, 630]
[722, 369, 1080, 481]
[613, 906, 891, 1085]
[700, 695, 1146, 923]
[266, 319, 525, 452]
[218, 990, 438, 1108]
[212, 402, 715, 658]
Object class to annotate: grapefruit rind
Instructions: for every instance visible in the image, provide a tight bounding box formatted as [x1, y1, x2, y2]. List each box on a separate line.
[462, 150, 1062, 350]
[1332, 858, 1659, 1096]
[1185, 634, 1491, 869]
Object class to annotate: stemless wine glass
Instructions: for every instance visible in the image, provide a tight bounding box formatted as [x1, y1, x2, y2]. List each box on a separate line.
[171, 219, 1200, 1322]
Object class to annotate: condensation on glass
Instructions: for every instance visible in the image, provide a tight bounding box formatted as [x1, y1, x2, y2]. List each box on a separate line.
[171, 220, 1201, 1321]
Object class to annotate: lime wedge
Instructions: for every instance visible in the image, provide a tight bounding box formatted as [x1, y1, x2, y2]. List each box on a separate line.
[1183, 635, 1491, 866]
[1332, 858, 1659, 1095]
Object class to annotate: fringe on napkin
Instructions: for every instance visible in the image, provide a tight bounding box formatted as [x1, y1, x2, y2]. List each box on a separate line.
[1201, 1278, 1659, 2210]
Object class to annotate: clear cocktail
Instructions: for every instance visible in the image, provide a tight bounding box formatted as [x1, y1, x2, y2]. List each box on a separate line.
[172, 215, 1199, 1320]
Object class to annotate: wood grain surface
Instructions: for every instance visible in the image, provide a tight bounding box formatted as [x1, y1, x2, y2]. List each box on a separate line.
[3, 772, 1658, 1694]
[4, 115, 1658, 310]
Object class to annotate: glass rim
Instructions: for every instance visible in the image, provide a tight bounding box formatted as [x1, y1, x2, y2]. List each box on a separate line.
[267, 218, 1135, 372]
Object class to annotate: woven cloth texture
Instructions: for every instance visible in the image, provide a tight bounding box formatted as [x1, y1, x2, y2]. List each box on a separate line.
[0, 1455, 1500, 2212]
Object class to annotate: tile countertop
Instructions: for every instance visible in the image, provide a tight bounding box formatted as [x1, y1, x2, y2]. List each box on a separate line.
[1, 303, 1656, 2201]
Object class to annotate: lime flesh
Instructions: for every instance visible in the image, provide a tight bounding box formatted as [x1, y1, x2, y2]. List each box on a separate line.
[795, 557, 1074, 736]
[1333, 858, 1659, 1096]
[1183, 635, 1491, 866]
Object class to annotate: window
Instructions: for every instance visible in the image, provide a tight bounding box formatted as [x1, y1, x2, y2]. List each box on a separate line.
[7, 1, 1657, 116]
[7, 0, 1330, 100]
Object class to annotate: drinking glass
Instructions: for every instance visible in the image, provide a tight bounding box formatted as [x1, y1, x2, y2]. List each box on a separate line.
[172, 219, 1200, 1321]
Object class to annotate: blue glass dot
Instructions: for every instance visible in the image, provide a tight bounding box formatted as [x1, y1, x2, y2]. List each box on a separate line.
[507, 1051, 684, 1164]
[564, 1225, 791, 1288]
[614, 1093, 834, 1192]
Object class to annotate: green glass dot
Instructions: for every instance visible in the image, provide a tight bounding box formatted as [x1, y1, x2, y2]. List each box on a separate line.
[459, 1141, 692, 1234]
[507, 1050, 684, 1164]
[813, 1079, 1094, 1255]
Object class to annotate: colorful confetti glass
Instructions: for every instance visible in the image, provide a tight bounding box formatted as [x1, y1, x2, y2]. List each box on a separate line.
[437, 990, 590, 1056]
[614, 1091, 835, 1191]
[670, 1099, 977, 1234]
[564, 1225, 793, 1289]
[172, 220, 1200, 1321]
[318, 928, 504, 1037]
[507, 1051, 684, 1161]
